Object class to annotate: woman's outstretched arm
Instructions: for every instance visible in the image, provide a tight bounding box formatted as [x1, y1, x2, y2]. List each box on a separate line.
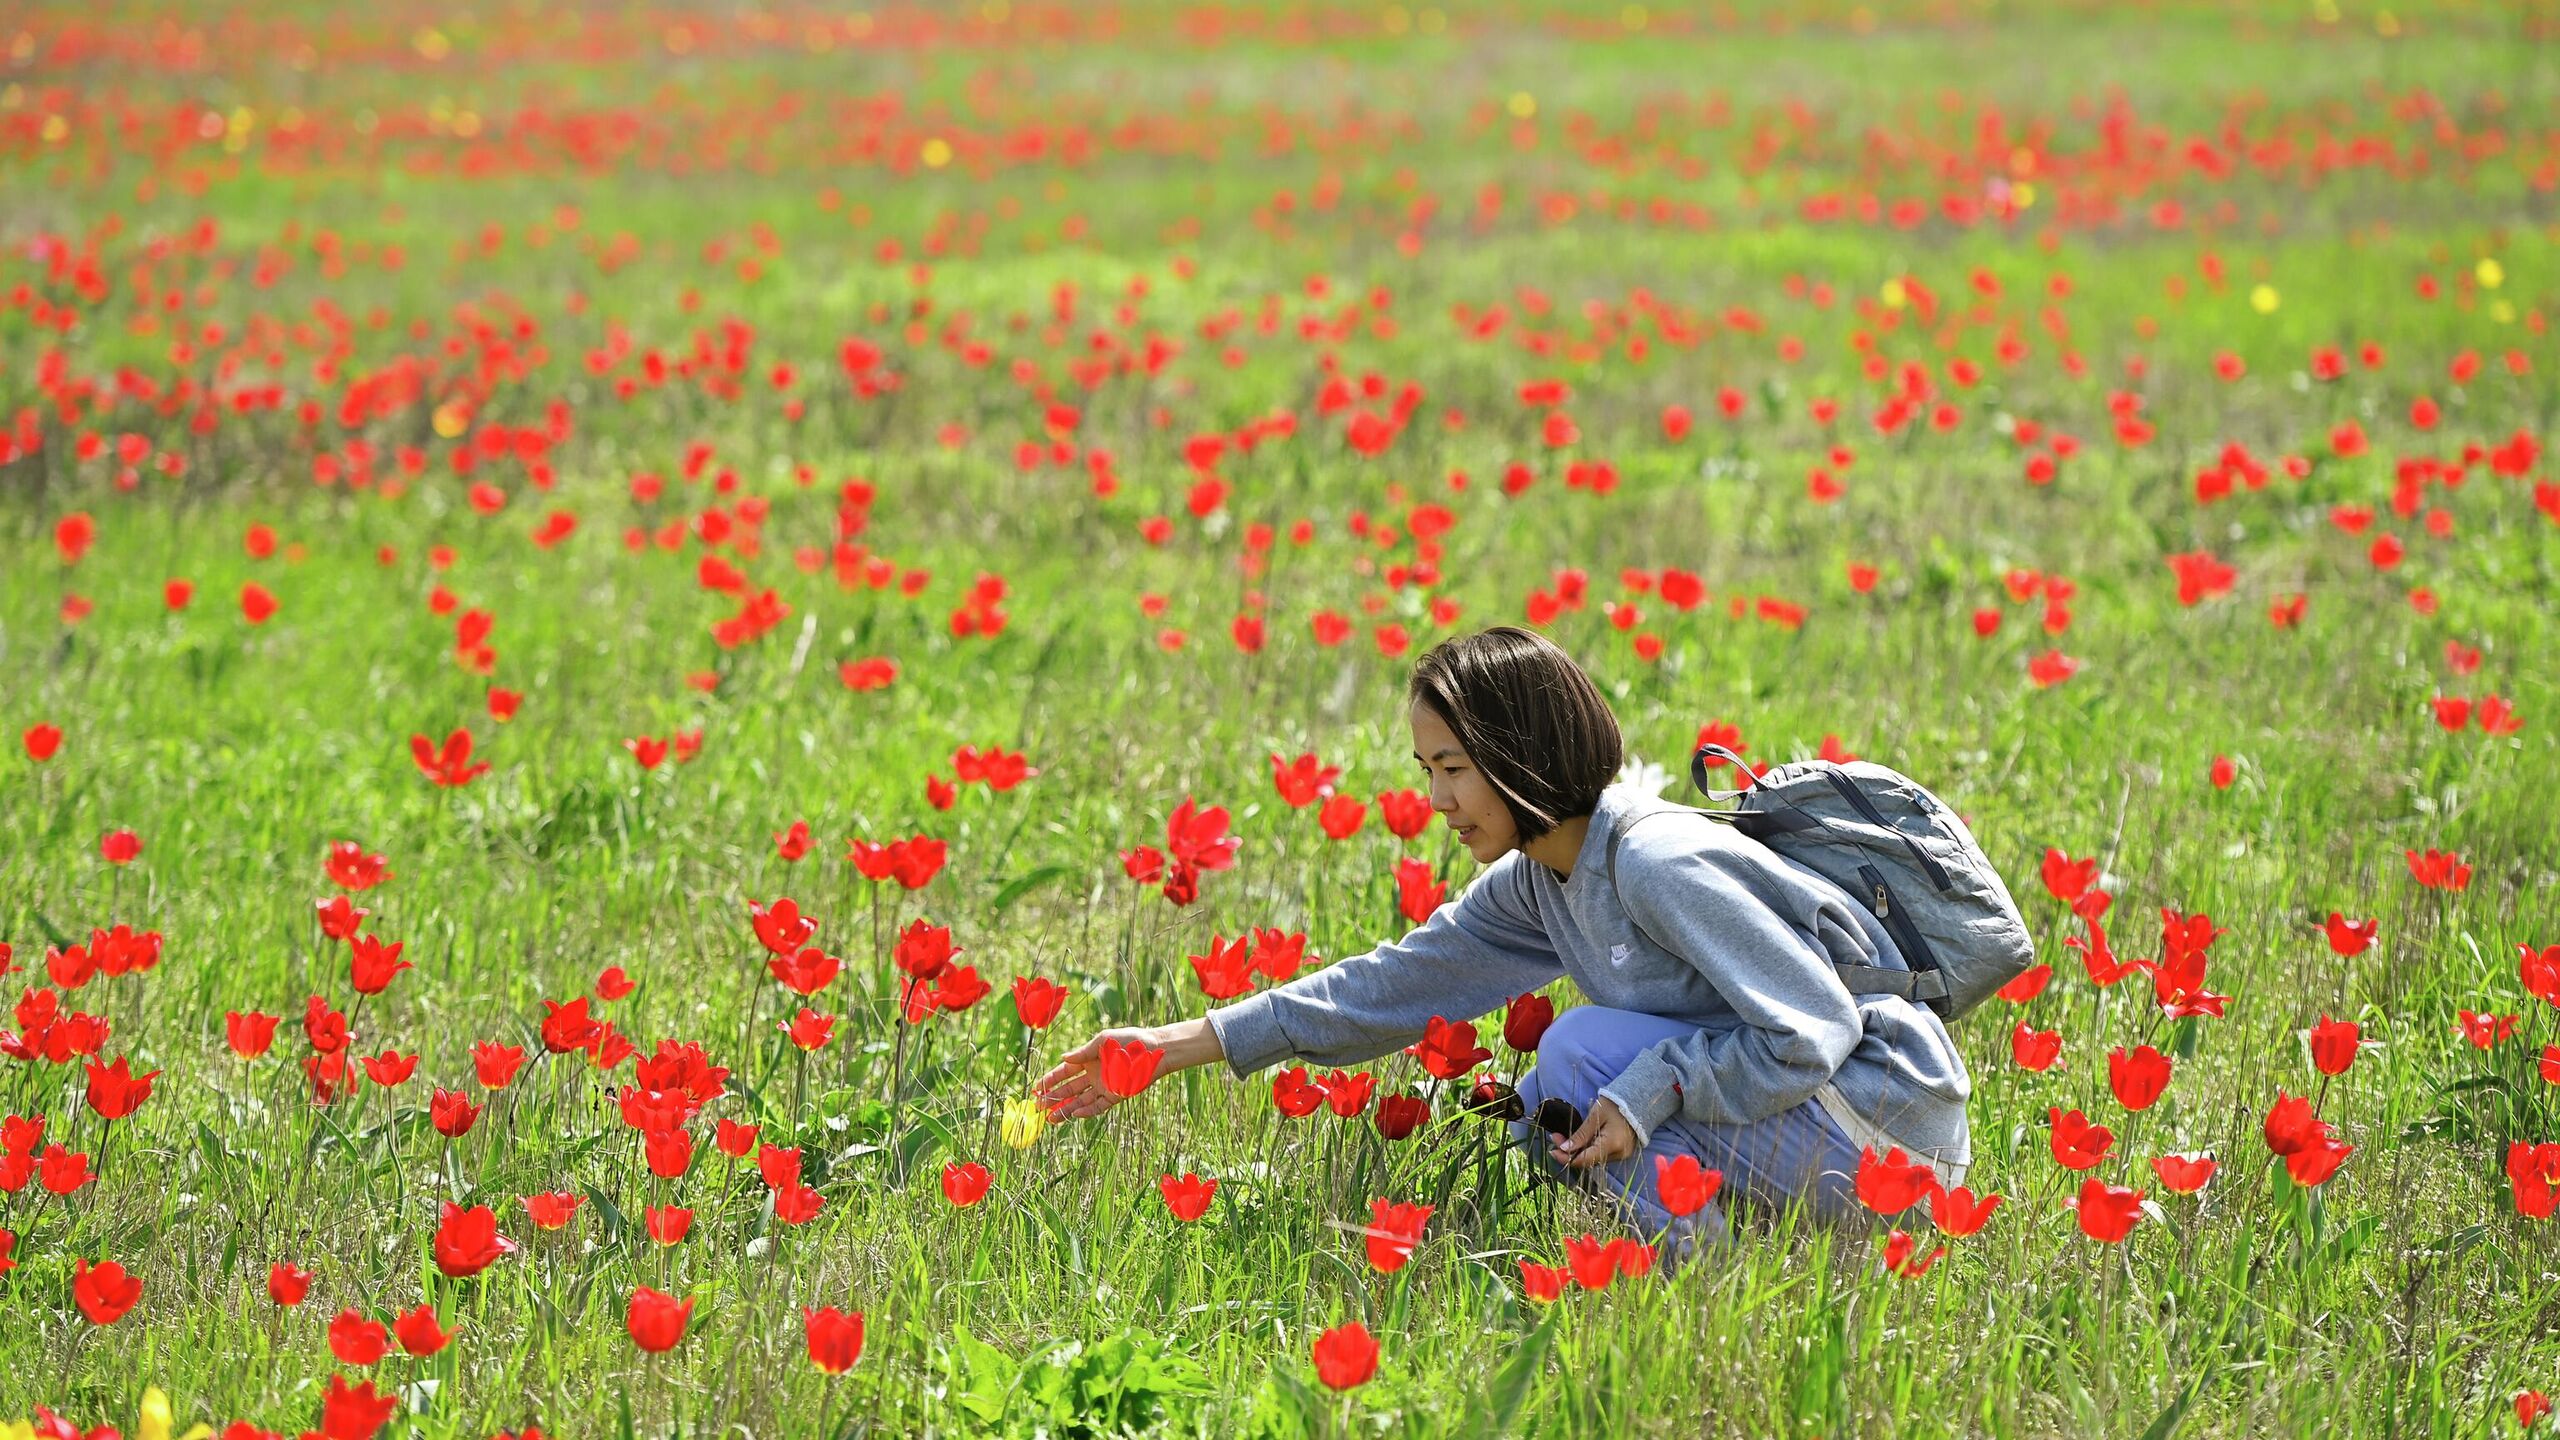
[1036, 851, 1562, 1119]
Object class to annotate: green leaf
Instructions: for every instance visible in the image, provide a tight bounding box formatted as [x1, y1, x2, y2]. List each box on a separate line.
[1458, 1311, 1557, 1437]
[948, 1324, 1018, 1425]
[2135, 1379, 2198, 1440]
[991, 862, 1074, 913]
[584, 1183, 630, 1244]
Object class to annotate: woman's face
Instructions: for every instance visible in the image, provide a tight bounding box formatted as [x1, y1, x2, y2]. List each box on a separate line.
[1409, 700, 1516, 865]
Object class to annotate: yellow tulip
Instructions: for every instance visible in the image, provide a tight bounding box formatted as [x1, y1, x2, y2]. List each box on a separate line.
[140, 1389, 172, 1440]
[1001, 1095, 1046, 1149]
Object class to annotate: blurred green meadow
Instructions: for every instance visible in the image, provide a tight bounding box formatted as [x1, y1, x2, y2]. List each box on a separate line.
[2, 0, 2558, 1435]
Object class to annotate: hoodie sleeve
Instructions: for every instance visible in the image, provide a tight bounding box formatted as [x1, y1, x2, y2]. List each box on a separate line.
[1592, 832, 1865, 1150]
[1205, 852, 1564, 1077]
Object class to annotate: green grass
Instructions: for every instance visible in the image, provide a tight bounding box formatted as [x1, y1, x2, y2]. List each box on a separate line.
[2, 0, 2558, 1435]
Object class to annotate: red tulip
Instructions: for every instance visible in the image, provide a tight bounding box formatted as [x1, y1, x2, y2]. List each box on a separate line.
[774, 820, 814, 862]
[891, 918, 960, 980]
[1929, 1185, 2002, 1237]
[1996, 963, 2053, 1003]
[2106, 1045, 2172, 1111]
[39, 1146, 95, 1195]
[1518, 1259, 1568, 1303]
[329, 1308, 390, 1365]
[523, 1191, 583, 1230]
[2070, 1178, 2145, 1243]
[2263, 1091, 2329, 1155]
[716, 1119, 762, 1158]
[2048, 1109, 2115, 1171]
[71, 1258, 140, 1325]
[2037, 840, 2099, 896]
[805, 1305, 865, 1373]
[348, 934, 411, 996]
[1320, 1068, 1375, 1118]
[1564, 1232, 1619, 1291]
[749, 897, 816, 956]
[315, 895, 369, 940]
[1855, 1146, 1939, 1214]
[1393, 856, 1447, 923]
[430, 1088, 482, 1138]
[774, 1182, 826, 1225]
[268, 1262, 313, 1306]
[319, 1376, 398, 1440]
[1375, 788, 1433, 839]
[2308, 1015, 2360, 1076]
[2011, 1022, 2062, 1073]
[626, 1287, 693, 1353]
[23, 724, 63, 762]
[1502, 992, 1555, 1051]
[1406, 1015, 1492, 1080]
[942, 1161, 992, 1207]
[1188, 934, 1257, 1000]
[359, 1049, 418, 1087]
[1311, 1321, 1380, 1390]
[758, 1145, 803, 1191]
[537, 997, 598, 1055]
[99, 828, 142, 865]
[410, 729, 490, 787]
[1318, 792, 1368, 840]
[2322, 913, 2378, 957]
[1271, 1066, 1324, 1118]
[84, 1055, 159, 1120]
[393, 1303, 454, 1356]
[597, 965, 636, 1000]
[2519, 1392, 2553, 1430]
[1158, 1171, 1218, 1221]
[1364, 1198, 1433, 1273]
[473, 1041, 528, 1088]
[1654, 1154, 1724, 1217]
[1373, 1093, 1429, 1140]
[1248, 928, 1309, 982]
[768, 946, 840, 997]
[1882, 1228, 1946, 1277]
[644, 1128, 693, 1180]
[783, 1006, 837, 1050]
[1012, 975, 1068, 1028]
[2151, 1153, 2218, 1195]
[929, 964, 990, 1011]
[434, 1202, 517, 1279]
[1270, 751, 1342, 807]
[325, 840, 391, 891]
[1098, 1036, 1167, 1097]
[2285, 1137, 2354, 1187]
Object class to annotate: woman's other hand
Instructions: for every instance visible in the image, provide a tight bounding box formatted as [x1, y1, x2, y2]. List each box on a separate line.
[1034, 1016, 1224, 1121]
[1551, 1095, 1638, 1170]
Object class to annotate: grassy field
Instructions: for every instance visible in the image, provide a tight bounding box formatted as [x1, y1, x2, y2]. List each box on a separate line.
[3, 0, 2559, 1435]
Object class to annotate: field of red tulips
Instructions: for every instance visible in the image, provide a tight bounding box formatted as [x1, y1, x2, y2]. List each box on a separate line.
[2, 0, 2557, 1435]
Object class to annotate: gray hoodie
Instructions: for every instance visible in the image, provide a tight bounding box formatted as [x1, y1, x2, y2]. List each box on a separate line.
[1205, 781, 1973, 1166]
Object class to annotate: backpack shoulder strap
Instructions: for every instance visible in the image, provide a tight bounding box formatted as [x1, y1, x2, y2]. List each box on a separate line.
[1602, 811, 1928, 1005]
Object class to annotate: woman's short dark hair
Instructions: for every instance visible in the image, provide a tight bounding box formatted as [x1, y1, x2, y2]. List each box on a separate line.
[1407, 625, 1623, 845]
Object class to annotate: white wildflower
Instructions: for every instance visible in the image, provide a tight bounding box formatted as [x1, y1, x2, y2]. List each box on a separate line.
[1616, 754, 1675, 796]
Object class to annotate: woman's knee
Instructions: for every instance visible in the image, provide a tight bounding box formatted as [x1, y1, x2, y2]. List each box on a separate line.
[1536, 1004, 1637, 1074]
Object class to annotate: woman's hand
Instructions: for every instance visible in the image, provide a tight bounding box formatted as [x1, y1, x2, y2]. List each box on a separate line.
[1034, 1016, 1224, 1121]
[1550, 1096, 1639, 1170]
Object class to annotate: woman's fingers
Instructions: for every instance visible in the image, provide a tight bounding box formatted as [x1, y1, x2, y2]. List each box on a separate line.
[1551, 1106, 1603, 1166]
[1556, 1102, 1632, 1169]
[1032, 1033, 1108, 1099]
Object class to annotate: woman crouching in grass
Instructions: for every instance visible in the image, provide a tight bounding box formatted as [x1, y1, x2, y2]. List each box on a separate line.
[1035, 625, 1970, 1256]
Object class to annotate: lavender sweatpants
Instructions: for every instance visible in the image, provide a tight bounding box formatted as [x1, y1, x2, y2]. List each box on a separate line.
[1511, 1005, 1867, 1259]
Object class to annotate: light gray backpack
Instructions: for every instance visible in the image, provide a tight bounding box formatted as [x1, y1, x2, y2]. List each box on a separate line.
[1608, 742, 2036, 1020]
